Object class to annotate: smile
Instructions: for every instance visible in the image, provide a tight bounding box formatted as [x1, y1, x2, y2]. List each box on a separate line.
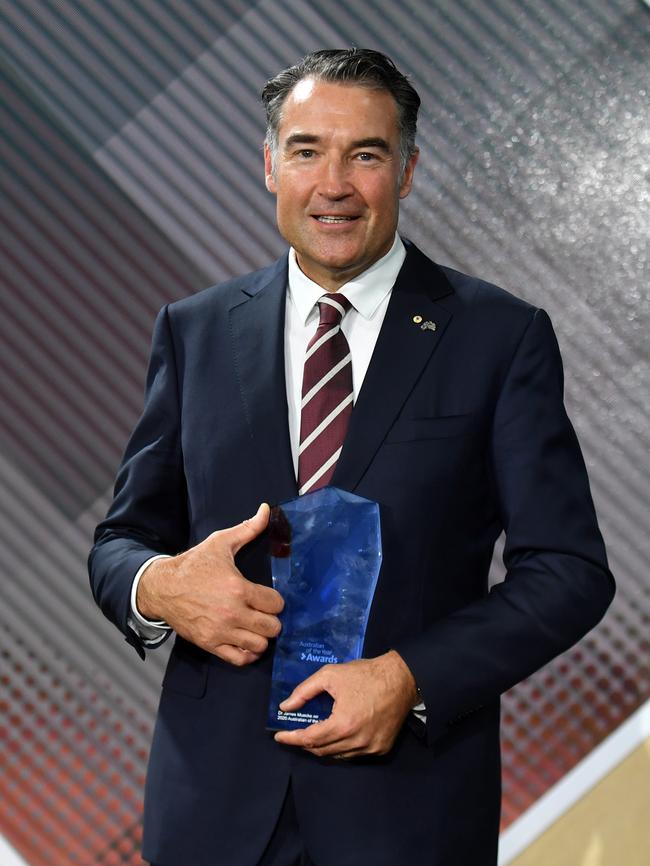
[314, 216, 358, 223]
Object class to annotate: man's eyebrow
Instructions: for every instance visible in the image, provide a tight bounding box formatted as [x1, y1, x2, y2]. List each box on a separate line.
[284, 133, 320, 149]
[351, 137, 390, 151]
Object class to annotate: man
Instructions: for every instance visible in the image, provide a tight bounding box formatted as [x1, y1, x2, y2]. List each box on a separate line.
[89, 49, 614, 866]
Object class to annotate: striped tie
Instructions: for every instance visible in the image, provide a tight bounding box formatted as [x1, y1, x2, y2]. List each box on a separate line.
[298, 293, 353, 495]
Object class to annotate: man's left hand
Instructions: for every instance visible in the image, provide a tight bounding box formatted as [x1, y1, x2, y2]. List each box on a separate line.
[273, 650, 419, 759]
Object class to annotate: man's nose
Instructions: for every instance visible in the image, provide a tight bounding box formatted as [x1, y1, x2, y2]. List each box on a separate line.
[317, 158, 354, 199]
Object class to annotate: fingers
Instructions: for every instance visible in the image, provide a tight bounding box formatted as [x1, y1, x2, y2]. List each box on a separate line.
[200, 503, 284, 615]
[215, 644, 263, 667]
[247, 581, 285, 615]
[274, 670, 345, 752]
[231, 600, 282, 641]
[275, 717, 337, 749]
[272, 656, 410, 759]
[228, 627, 271, 655]
[278, 671, 327, 712]
[246, 608, 283, 639]
[219, 503, 270, 554]
[163, 504, 284, 667]
[274, 716, 368, 758]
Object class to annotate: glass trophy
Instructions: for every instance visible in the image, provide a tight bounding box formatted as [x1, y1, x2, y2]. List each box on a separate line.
[267, 486, 382, 731]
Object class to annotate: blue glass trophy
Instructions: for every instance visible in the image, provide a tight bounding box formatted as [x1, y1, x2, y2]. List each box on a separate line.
[267, 486, 382, 731]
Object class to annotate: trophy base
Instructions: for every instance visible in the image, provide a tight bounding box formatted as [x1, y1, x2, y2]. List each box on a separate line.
[267, 690, 334, 731]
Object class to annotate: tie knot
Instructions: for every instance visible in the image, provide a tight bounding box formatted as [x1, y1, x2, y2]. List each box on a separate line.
[317, 293, 352, 326]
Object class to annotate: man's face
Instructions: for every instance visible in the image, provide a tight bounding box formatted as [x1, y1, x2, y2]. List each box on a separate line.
[264, 78, 418, 291]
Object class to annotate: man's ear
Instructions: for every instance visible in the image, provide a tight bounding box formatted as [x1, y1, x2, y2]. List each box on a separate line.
[264, 143, 277, 193]
[399, 148, 419, 199]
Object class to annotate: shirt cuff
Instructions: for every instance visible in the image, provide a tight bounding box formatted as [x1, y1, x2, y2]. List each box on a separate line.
[129, 555, 173, 645]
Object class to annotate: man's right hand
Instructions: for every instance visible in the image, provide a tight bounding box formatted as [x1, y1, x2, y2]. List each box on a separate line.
[136, 503, 283, 666]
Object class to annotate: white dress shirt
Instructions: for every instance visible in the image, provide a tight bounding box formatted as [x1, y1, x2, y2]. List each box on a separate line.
[285, 234, 405, 476]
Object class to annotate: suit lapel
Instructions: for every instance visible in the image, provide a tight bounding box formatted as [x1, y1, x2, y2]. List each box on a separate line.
[229, 257, 298, 503]
[333, 244, 455, 492]
[228, 243, 455, 501]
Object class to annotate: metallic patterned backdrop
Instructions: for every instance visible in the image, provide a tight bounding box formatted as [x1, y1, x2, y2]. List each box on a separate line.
[1, 2, 648, 864]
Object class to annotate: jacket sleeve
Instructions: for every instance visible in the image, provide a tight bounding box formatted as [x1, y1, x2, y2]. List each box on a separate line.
[88, 305, 189, 658]
[395, 308, 615, 745]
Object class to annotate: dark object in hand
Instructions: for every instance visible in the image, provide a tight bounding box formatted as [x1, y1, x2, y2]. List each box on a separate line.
[269, 505, 291, 558]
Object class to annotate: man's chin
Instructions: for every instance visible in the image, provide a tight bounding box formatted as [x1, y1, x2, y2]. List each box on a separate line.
[294, 245, 376, 287]
[296, 258, 367, 290]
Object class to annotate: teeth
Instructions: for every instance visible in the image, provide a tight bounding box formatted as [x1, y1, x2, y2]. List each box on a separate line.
[316, 216, 354, 223]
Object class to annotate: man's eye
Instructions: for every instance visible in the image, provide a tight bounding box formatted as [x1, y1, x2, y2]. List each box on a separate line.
[356, 152, 378, 162]
[298, 150, 314, 158]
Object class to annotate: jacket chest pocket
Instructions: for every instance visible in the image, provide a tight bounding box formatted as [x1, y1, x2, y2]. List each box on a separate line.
[385, 412, 477, 444]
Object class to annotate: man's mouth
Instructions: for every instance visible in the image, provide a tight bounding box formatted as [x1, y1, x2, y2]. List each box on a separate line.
[314, 216, 358, 223]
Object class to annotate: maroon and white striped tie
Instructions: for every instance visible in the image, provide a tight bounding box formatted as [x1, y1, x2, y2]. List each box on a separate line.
[298, 293, 353, 495]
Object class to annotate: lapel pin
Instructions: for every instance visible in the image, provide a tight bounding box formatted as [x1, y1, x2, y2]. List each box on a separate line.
[412, 315, 423, 324]
[420, 320, 437, 332]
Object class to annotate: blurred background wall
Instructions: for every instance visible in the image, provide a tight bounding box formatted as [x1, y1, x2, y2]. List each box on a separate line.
[0, 2, 648, 864]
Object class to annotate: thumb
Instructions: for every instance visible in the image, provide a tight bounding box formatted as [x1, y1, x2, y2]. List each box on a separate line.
[220, 502, 271, 554]
[279, 670, 328, 711]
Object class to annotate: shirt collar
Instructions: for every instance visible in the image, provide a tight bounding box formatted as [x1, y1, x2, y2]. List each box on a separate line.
[287, 234, 406, 324]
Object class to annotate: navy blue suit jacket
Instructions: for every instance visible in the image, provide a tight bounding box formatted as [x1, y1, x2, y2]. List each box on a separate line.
[89, 241, 614, 866]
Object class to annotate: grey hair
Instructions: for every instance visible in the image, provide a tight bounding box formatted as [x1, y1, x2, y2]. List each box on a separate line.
[261, 48, 420, 179]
